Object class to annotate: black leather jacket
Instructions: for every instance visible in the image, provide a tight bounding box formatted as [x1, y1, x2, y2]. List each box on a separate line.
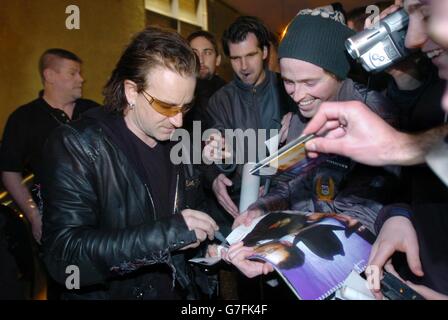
[41, 110, 202, 299]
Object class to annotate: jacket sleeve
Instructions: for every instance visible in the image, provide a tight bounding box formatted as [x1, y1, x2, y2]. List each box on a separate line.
[41, 126, 197, 286]
[374, 203, 413, 235]
[333, 165, 401, 234]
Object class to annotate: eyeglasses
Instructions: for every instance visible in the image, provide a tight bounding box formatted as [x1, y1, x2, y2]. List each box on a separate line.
[141, 90, 193, 117]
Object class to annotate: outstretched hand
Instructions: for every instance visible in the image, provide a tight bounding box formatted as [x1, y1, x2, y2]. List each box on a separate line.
[302, 101, 414, 166]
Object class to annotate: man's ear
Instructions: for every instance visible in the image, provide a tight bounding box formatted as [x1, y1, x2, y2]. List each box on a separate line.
[124, 80, 138, 106]
[262, 46, 268, 60]
[43, 68, 55, 84]
[216, 54, 222, 67]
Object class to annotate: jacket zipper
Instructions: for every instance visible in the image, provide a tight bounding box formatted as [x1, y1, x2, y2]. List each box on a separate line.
[144, 172, 179, 220]
[144, 184, 157, 220]
[253, 86, 263, 162]
[173, 173, 179, 215]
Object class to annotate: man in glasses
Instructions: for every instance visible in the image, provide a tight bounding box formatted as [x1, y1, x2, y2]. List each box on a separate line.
[0, 48, 99, 245]
[40, 27, 219, 300]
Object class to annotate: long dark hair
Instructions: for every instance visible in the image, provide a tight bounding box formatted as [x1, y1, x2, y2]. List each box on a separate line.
[103, 26, 198, 113]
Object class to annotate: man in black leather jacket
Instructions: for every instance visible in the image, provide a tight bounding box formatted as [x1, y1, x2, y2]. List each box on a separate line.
[41, 27, 218, 300]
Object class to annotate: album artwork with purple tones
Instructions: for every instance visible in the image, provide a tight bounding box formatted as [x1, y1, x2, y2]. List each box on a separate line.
[243, 211, 373, 300]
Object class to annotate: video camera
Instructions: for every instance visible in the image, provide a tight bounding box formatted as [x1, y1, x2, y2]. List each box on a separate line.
[345, 9, 412, 73]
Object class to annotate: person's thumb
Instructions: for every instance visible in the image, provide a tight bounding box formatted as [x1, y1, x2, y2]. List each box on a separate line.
[405, 241, 424, 277]
[222, 176, 233, 187]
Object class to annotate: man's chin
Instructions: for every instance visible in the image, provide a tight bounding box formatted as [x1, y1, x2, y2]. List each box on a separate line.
[72, 92, 82, 100]
[157, 130, 175, 141]
[199, 71, 213, 80]
[240, 76, 256, 86]
[299, 100, 322, 119]
[299, 110, 315, 119]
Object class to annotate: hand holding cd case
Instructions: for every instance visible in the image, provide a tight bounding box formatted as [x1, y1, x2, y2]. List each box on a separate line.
[249, 134, 346, 183]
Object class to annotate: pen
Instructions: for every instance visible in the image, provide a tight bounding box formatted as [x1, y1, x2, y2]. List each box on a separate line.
[214, 230, 229, 247]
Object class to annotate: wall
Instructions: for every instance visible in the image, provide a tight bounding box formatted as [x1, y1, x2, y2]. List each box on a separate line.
[207, 0, 240, 82]
[0, 0, 146, 133]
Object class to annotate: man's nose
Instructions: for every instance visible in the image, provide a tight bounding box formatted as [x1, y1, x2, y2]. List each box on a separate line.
[240, 57, 248, 70]
[169, 112, 183, 128]
[293, 84, 306, 103]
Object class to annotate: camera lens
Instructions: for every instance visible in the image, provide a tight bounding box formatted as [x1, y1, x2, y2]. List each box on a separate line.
[345, 39, 358, 59]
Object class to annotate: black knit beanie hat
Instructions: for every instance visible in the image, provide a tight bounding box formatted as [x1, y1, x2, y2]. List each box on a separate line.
[278, 8, 355, 80]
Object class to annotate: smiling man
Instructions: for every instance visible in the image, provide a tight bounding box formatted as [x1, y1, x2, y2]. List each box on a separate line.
[227, 8, 401, 283]
[278, 9, 397, 138]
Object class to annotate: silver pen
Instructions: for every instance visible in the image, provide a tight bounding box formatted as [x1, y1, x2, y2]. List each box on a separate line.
[214, 230, 229, 248]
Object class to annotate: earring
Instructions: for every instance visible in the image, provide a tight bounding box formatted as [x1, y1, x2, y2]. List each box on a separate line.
[129, 103, 135, 109]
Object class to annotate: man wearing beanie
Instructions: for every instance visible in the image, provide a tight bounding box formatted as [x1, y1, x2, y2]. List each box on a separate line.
[228, 9, 401, 281]
[278, 8, 396, 129]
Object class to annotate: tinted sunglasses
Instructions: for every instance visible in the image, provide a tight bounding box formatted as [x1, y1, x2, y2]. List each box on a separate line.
[141, 90, 194, 117]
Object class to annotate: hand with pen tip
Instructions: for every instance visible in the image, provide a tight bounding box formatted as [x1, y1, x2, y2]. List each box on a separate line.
[302, 101, 412, 166]
[180, 209, 219, 250]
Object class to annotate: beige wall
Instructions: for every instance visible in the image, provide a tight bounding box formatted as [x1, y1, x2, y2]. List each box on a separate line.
[0, 0, 146, 134]
[207, 0, 240, 82]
